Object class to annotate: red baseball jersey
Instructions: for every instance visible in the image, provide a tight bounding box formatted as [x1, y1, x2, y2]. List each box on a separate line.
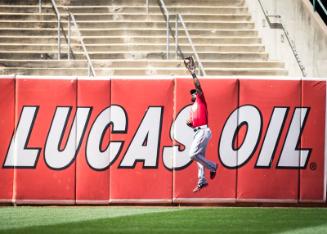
[190, 92, 208, 127]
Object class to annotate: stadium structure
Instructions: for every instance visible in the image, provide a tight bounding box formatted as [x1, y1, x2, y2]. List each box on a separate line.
[0, 0, 327, 206]
[0, 0, 325, 77]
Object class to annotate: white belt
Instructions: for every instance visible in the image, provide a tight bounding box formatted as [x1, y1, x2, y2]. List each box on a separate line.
[193, 125, 208, 132]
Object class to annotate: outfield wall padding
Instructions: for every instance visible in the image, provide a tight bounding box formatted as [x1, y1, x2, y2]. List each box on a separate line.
[0, 77, 325, 204]
[76, 79, 110, 204]
[0, 78, 14, 203]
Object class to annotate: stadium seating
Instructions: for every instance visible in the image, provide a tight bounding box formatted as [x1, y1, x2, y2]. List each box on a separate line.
[0, 0, 288, 76]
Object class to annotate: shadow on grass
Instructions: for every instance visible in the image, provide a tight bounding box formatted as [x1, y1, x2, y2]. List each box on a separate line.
[2, 207, 327, 234]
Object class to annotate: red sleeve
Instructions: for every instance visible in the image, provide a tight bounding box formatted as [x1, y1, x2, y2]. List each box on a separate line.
[196, 92, 206, 104]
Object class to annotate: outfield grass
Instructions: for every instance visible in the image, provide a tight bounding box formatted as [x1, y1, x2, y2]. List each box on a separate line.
[1, 206, 327, 233]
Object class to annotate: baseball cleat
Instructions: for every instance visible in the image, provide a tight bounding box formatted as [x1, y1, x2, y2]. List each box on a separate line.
[210, 164, 217, 179]
[193, 182, 208, 193]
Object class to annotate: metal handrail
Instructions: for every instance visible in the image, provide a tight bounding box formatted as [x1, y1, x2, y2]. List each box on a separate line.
[39, 0, 61, 60]
[51, 0, 61, 60]
[146, 0, 149, 14]
[313, 0, 327, 16]
[68, 12, 96, 77]
[257, 0, 306, 77]
[158, 0, 206, 76]
[175, 14, 206, 76]
[158, 0, 170, 59]
[38, 0, 42, 13]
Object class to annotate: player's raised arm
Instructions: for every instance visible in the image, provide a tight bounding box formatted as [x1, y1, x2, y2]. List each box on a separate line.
[184, 56, 203, 95]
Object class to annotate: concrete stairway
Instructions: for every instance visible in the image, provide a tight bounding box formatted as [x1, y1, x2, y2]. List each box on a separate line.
[0, 0, 288, 77]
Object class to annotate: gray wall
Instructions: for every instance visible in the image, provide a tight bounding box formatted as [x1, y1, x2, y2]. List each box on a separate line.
[247, 0, 327, 78]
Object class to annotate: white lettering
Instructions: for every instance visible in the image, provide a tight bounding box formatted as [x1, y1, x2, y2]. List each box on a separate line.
[163, 106, 193, 169]
[4, 106, 40, 167]
[86, 105, 127, 170]
[44, 107, 91, 169]
[256, 108, 288, 167]
[219, 105, 262, 168]
[120, 107, 163, 168]
[278, 107, 310, 168]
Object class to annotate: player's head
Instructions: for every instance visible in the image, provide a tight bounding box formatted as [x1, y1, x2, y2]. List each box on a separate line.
[190, 89, 197, 102]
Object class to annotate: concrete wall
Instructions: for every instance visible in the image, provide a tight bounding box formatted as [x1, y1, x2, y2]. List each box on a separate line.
[246, 0, 327, 78]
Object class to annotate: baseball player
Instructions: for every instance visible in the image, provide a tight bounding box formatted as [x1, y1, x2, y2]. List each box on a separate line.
[184, 56, 217, 193]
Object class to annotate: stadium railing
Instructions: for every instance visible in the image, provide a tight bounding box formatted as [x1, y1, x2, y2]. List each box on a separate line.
[38, 0, 96, 76]
[175, 14, 206, 76]
[158, 0, 170, 59]
[158, 0, 206, 76]
[313, 0, 327, 17]
[257, 0, 307, 77]
[312, 0, 327, 25]
[39, 0, 61, 60]
[68, 12, 96, 77]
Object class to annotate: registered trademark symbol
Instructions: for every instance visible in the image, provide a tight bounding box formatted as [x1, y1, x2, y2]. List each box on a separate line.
[310, 162, 317, 171]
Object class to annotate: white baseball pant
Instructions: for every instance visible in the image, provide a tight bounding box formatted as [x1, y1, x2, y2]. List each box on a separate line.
[189, 127, 216, 185]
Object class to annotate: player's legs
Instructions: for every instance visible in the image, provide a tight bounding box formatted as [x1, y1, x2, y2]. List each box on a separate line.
[190, 128, 217, 172]
[197, 162, 207, 185]
[190, 128, 217, 188]
[193, 152, 217, 172]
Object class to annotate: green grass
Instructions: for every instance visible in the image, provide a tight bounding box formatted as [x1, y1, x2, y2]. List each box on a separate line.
[1, 206, 327, 233]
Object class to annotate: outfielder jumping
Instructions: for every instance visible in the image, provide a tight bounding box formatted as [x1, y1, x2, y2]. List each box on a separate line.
[184, 56, 217, 193]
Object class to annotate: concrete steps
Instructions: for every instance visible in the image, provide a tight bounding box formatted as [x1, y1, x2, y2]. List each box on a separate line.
[0, 36, 262, 44]
[0, 59, 285, 68]
[0, 13, 252, 21]
[0, 59, 287, 76]
[0, 20, 256, 29]
[0, 0, 288, 77]
[0, 67, 287, 77]
[0, 44, 265, 53]
[0, 5, 250, 14]
[0, 0, 245, 6]
[61, 0, 246, 7]
[0, 51, 269, 60]
[0, 28, 259, 37]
